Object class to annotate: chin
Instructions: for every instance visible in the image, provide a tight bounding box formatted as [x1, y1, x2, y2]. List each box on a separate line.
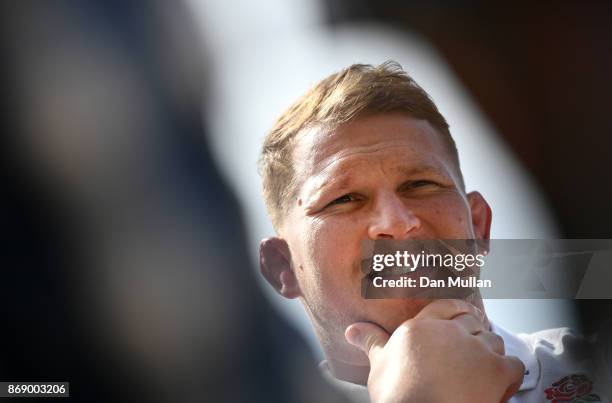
[365, 298, 432, 334]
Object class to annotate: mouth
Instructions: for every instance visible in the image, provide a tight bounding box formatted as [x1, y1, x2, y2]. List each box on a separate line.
[364, 266, 427, 281]
[363, 259, 462, 285]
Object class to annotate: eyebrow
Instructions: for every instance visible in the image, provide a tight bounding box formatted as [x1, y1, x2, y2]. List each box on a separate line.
[309, 174, 353, 198]
[395, 165, 445, 178]
[310, 163, 447, 198]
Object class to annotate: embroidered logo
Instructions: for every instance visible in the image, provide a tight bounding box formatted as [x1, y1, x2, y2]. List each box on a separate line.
[545, 374, 601, 402]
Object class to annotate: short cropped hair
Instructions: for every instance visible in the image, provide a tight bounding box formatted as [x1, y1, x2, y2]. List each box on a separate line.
[258, 61, 463, 230]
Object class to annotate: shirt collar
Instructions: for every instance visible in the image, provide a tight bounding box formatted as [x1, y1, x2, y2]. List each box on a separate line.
[490, 321, 540, 391]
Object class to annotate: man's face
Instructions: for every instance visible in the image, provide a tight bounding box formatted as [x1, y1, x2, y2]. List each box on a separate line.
[278, 113, 489, 362]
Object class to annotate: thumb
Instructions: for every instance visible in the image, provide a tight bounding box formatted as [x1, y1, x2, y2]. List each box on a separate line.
[345, 322, 390, 364]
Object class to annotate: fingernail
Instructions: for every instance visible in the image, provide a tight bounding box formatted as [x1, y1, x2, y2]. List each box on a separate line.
[345, 326, 360, 345]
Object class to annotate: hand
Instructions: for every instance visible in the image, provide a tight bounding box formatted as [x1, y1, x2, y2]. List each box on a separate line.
[345, 299, 524, 403]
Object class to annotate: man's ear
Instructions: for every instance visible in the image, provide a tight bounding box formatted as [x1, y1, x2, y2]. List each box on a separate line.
[466, 191, 492, 240]
[259, 237, 301, 299]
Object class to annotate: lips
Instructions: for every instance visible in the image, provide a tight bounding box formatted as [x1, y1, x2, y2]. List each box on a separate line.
[365, 265, 426, 280]
[364, 261, 460, 285]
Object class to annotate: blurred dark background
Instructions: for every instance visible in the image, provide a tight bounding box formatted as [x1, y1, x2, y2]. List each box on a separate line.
[1, 0, 611, 401]
[1, 1, 344, 402]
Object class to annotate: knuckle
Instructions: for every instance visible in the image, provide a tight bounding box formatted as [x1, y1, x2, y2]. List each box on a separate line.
[442, 319, 463, 335]
[449, 298, 468, 313]
[493, 334, 505, 351]
[401, 318, 429, 336]
[482, 332, 505, 354]
[430, 298, 458, 314]
[396, 323, 412, 336]
[443, 299, 461, 313]
[507, 357, 526, 379]
[489, 354, 509, 376]
[400, 319, 420, 334]
[494, 356, 523, 382]
[492, 333, 503, 343]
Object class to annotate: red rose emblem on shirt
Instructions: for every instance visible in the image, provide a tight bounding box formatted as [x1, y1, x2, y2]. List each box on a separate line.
[545, 374, 601, 402]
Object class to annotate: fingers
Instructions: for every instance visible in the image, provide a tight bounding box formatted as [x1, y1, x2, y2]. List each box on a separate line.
[500, 379, 523, 403]
[504, 355, 526, 384]
[453, 313, 487, 335]
[477, 331, 505, 355]
[499, 356, 526, 402]
[345, 322, 391, 364]
[452, 314, 505, 355]
[415, 299, 484, 322]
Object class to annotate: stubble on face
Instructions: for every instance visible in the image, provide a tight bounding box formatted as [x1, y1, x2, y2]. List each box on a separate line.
[280, 113, 476, 363]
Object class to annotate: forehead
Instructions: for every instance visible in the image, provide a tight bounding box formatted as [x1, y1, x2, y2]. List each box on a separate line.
[292, 114, 452, 180]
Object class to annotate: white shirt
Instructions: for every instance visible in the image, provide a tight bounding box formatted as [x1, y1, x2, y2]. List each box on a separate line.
[321, 323, 610, 403]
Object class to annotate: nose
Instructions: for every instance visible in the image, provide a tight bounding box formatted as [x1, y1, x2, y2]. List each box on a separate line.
[367, 192, 421, 240]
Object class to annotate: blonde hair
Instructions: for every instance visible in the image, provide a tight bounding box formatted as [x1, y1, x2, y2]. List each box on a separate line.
[258, 61, 463, 230]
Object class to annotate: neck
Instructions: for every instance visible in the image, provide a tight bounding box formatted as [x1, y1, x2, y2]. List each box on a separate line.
[327, 357, 369, 385]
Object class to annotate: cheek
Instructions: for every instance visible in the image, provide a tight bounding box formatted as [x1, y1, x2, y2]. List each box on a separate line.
[418, 192, 472, 236]
[302, 218, 362, 287]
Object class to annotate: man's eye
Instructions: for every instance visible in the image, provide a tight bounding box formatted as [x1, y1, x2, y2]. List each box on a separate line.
[399, 180, 439, 192]
[411, 180, 435, 188]
[327, 194, 355, 207]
